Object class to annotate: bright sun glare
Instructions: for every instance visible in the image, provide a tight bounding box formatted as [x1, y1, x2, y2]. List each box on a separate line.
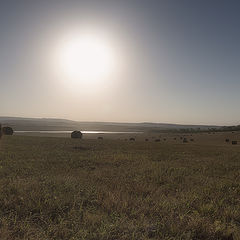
[58, 32, 116, 86]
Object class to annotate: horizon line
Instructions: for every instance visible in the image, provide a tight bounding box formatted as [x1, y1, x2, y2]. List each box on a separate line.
[0, 115, 236, 127]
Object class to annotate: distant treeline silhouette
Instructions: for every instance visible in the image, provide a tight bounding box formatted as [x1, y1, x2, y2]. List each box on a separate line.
[151, 125, 240, 134]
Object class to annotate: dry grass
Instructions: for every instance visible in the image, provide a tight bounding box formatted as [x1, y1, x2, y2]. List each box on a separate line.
[0, 135, 240, 239]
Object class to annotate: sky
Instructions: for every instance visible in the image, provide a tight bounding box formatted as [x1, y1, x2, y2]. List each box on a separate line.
[1, 0, 240, 125]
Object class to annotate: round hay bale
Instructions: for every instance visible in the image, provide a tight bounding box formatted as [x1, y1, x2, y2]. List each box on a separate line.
[129, 138, 135, 141]
[145, 138, 149, 142]
[71, 131, 82, 139]
[98, 136, 103, 140]
[2, 126, 14, 135]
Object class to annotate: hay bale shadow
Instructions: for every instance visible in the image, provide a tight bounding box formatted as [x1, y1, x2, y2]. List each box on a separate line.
[72, 146, 90, 151]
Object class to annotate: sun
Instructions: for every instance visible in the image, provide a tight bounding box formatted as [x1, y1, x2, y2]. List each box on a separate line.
[58, 31, 116, 86]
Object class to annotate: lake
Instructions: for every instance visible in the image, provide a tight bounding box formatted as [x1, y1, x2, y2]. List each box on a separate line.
[15, 131, 143, 134]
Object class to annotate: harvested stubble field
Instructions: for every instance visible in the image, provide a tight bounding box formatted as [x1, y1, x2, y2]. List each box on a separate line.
[0, 134, 240, 240]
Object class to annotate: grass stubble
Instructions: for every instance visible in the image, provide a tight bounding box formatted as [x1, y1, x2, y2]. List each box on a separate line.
[0, 135, 240, 239]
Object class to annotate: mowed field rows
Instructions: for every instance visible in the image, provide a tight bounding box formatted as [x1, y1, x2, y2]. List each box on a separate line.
[0, 134, 240, 239]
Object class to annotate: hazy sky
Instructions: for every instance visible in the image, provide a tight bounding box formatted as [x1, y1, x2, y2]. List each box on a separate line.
[1, 0, 240, 125]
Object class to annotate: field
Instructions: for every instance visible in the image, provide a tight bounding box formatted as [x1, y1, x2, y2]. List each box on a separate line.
[0, 132, 240, 240]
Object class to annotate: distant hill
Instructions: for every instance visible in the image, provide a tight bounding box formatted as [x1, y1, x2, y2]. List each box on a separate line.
[0, 117, 222, 132]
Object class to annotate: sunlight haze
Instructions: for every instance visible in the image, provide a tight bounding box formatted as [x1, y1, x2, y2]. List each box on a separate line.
[1, 0, 240, 125]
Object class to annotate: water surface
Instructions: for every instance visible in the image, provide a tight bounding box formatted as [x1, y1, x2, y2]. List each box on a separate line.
[15, 130, 143, 134]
